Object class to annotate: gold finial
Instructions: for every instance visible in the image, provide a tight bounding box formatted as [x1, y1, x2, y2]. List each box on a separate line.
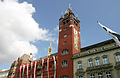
[48, 40, 52, 56]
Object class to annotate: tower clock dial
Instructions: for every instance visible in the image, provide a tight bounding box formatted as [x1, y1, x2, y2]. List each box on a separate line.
[74, 28, 79, 50]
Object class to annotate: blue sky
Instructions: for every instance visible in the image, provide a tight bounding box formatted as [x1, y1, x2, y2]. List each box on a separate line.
[0, 0, 120, 70]
[20, 0, 120, 56]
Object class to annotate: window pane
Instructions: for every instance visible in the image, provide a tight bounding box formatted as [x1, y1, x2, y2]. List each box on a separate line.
[78, 62, 82, 69]
[64, 34, 67, 38]
[103, 57, 108, 64]
[96, 59, 100, 65]
[89, 60, 93, 67]
[62, 61, 67, 67]
[63, 41, 67, 45]
[116, 54, 120, 62]
[60, 76, 68, 78]
[61, 49, 68, 55]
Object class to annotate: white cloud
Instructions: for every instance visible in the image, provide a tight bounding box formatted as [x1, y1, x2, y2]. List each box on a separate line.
[0, 0, 52, 64]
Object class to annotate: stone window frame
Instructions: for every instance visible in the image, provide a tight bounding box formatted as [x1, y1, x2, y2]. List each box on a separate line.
[88, 58, 94, 67]
[95, 57, 101, 66]
[114, 52, 120, 62]
[78, 61, 82, 69]
[102, 55, 109, 64]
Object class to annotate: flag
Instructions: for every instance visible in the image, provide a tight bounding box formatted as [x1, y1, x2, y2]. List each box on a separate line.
[53, 56, 56, 78]
[31, 62, 33, 78]
[22, 65, 25, 78]
[34, 61, 37, 78]
[27, 64, 29, 78]
[47, 58, 49, 78]
[20, 65, 22, 78]
[97, 21, 120, 46]
[41, 59, 44, 78]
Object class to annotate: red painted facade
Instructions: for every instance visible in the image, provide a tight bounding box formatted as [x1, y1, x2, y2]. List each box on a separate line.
[57, 8, 81, 78]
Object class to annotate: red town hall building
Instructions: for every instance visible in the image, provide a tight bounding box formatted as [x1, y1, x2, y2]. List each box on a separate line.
[8, 7, 81, 78]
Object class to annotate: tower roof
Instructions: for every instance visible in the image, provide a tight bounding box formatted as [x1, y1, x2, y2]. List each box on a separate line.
[65, 8, 73, 14]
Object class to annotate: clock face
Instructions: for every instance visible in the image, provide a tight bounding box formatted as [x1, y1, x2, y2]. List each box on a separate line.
[74, 28, 79, 50]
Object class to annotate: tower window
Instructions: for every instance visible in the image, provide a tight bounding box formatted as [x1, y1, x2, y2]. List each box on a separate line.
[63, 41, 67, 45]
[103, 57, 108, 64]
[63, 21, 66, 25]
[61, 60, 68, 67]
[78, 61, 82, 69]
[64, 34, 67, 38]
[63, 27, 67, 31]
[89, 59, 93, 67]
[61, 49, 68, 55]
[60, 76, 68, 78]
[116, 54, 120, 62]
[66, 20, 69, 23]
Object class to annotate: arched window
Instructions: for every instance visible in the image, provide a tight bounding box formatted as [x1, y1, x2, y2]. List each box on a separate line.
[61, 49, 68, 55]
[61, 60, 68, 67]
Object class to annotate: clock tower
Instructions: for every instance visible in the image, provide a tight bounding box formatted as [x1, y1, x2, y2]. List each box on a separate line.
[57, 8, 81, 78]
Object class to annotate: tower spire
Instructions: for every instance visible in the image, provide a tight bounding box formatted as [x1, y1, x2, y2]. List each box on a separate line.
[48, 40, 52, 56]
[69, 3, 71, 9]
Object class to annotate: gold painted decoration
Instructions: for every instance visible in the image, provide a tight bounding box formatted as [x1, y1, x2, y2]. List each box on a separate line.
[74, 28, 79, 50]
